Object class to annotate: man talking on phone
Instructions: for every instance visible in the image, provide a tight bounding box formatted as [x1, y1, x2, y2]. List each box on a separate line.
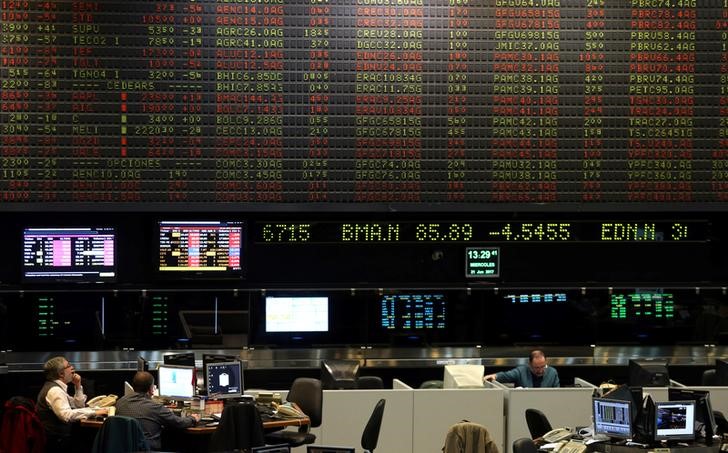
[37, 356, 107, 453]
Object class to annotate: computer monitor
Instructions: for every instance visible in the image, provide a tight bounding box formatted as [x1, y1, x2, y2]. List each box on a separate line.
[265, 296, 329, 333]
[137, 356, 149, 372]
[668, 388, 717, 443]
[23, 227, 116, 282]
[201, 354, 238, 392]
[163, 352, 196, 367]
[443, 364, 484, 389]
[307, 447, 355, 453]
[320, 359, 360, 390]
[206, 361, 243, 399]
[593, 397, 633, 440]
[715, 359, 728, 385]
[654, 401, 696, 441]
[157, 364, 196, 401]
[158, 220, 243, 278]
[629, 359, 670, 387]
[251, 445, 291, 453]
[603, 384, 643, 427]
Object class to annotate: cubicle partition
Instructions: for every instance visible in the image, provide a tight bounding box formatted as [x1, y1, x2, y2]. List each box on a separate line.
[505, 387, 594, 453]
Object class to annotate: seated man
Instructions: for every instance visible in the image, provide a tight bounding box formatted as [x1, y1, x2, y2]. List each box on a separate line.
[115, 371, 200, 450]
[484, 349, 560, 388]
[36, 356, 107, 453]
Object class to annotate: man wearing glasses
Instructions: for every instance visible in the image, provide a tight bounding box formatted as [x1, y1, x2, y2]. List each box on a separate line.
[483, 349, 560, 388]
[37, 356, 106, 453]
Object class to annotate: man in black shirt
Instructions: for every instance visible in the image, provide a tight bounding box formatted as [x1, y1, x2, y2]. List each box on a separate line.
[115, 371, 199, 450]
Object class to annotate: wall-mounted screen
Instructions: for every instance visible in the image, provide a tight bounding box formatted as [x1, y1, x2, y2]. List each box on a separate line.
[23, 227, 116, 282]
[265, 296, 329, 333]
[158, 221, 243, 278]
[380, 293, 446, 330]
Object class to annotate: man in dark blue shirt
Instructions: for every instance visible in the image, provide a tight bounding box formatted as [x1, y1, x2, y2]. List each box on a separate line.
[484, 350, 560, 388]
[115, 371, 199, 450]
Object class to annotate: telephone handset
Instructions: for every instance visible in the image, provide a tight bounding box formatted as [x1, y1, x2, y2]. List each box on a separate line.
[88, 394, 118, 408]
[542, 428, 573, 443]
[272, 401, 305, 417]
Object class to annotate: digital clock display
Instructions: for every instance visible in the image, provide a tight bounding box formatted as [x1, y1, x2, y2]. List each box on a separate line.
[465, 247, 500, 278]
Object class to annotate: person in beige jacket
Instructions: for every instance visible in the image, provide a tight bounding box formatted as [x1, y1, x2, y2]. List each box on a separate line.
[443, 421, 500, 453]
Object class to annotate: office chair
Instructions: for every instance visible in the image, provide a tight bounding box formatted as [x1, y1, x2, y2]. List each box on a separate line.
[91, 416, 149, 453]
[513, 437, 539, 453]
[443, 421, 497, 453]
[361, 398, 385, 453]
[702, 369, 718, 386]
[209, 402, 266, 452]
[264, 378, 323, 447]
[0, 396, 46, 453]
[525, 408, 553, 439]
[419, 380, 444, 389]
[356, 376, 384, 389]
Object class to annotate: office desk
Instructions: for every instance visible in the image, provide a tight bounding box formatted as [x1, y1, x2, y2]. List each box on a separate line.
[589, 443, 720, 453]
[81, 414, 310, 432]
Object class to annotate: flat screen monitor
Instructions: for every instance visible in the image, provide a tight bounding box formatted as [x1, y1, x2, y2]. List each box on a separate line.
[158, 221, 243, 278]
[603, 384, 643, 426]
[252, 446, 292, 453]
[379, 293, 446, 330]
[163, 352, 195, 367]
[137, 356, 149, 372]
[715, 359, 728, 385]
[202, 354, 238, 391]
[307, 447, 355, 453]
[23, 227, 116, 282]
[157, 364, 196, 401]
[265, 296, 329, 333]
[629, 359, 670, 387]
[668, 388, 717, 442]
[320, 359, 360, 390]
[593, 397, 633, 440]
[443, 364, 484, 389]
[206, 361, 243, 399]
[654, 401, 696, 441]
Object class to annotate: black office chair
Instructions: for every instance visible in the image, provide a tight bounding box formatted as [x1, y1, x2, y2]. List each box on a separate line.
[209, 402, 265, 452]
[356, 376, 384, 389]
[264, 378, 323, 447]
[361, 398, 386, 453]
[525, 408, 553, 439]
[419, 380, 444, 389]
[702, 369, 718, 386]
[513, 437, 539, 453]
[91, 416, 150, 453]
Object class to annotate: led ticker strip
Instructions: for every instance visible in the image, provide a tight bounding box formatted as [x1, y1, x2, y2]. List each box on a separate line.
[3, 1, 728, 207]
[254, 220, 706, 243]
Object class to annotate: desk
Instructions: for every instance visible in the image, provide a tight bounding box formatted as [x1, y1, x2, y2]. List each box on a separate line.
[81, 414, 310, 432]
[589, 443, 720, 453]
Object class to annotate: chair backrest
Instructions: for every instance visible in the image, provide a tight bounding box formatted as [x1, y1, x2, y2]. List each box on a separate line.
[0, 396, 46, 453]
[356, 376, 384, 389]
[702, 369, 718, 386]
[361, 399, 386, 453]
[209, 403, 265, 452]
[91, 416, 149, 453]
[419, 380, 444, 389]
[513, 437, 539, 453]
[525, 408, 553, 439]
[287, 378, 323, 428]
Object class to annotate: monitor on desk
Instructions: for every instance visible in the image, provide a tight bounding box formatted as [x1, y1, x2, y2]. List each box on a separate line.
[205, 361, 243, 399]
[157, 364, 196, 401]
[654, 400, 696, 441]
[715, 359, 728, 385]
[202, 354, 238, 392]
[668, 388, 717, 443]
[137, 355, 149, 372]
[320, 359, 360, 390]
[443, 364, 484, 389]
[593, 397, 633, 440]
[628, 359, 670, 387]
[163, 352, 196, 367]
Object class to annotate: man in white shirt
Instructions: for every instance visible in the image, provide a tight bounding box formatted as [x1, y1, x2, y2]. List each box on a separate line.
[36, 356, 106, 453]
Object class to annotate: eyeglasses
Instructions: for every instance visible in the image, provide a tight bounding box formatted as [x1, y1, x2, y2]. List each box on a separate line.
[63, 364, 73, 370]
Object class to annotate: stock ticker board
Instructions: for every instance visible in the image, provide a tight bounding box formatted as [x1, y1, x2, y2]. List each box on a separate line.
[4, 0, 728, 208]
